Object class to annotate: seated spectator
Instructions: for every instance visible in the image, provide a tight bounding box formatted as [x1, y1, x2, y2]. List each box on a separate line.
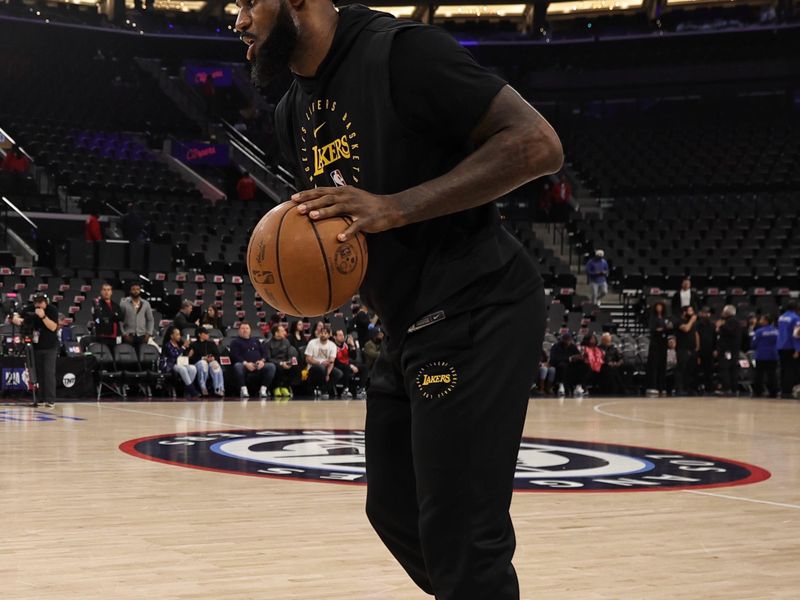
[333, 329, 361, 399]
[598, 333, 624, 395]
[159, 326, 199, 399]
[230, 322, 275, 398]
[305, 327, 342, 399]
[188, 326, 224, 397]
[85, 209, 103, 242]
[200, 304, 226, 335]
[236, 172, 257, 201]
[363, 327, 383, 370]
[538, 349, 556, 395]
[92, 282, 122, 350]
[173, 299, 196, 333]
[715, 305, 743, 396]
[751, 314, 779, 398]
[266, 324, 298, 398]
[580, 333, 604, 397]
[585, 250, 609, 307]
[549, 332, 583, 397]
[288, 320, 308, 365]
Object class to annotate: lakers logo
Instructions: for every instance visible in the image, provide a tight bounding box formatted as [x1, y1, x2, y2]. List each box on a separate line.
[334, 244, 357, 275]
[416, 361, 458, 399]
[300, 97, 360, 185]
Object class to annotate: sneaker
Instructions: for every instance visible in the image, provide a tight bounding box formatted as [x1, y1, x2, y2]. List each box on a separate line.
[557, 383, 565, 397]
[44, 402, 55, 409]
[313, 388, 322, 398]
[645, 388, 659, 397]
[215, 388, 225, 398]
[320, 393, 329, 400]
[341, 390, 353, 400]
[574, 385, 585, 397]
[273, 387, 284, 397]
[200, 387, 208, 397]
[280, 387, 292, 397]
[259, 386, 269, 399]
[356, 387, 367, 399]
[240, 386, 249, 398]
[28, 401, 39, 408]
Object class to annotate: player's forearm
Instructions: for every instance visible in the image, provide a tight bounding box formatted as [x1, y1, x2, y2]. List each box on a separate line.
[389, 110, 562, 227]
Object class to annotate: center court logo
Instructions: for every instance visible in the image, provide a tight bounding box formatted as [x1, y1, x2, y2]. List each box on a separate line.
[119, 430, 770, 492]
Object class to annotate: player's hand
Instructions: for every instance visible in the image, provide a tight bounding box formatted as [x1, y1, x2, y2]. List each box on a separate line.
[292, 186, 402, 242]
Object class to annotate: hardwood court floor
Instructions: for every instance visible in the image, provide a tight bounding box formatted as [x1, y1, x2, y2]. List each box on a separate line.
[2, 395, 799, 600]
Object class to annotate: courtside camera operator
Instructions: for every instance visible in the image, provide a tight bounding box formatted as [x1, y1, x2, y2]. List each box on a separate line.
[11, 295, 59, 408]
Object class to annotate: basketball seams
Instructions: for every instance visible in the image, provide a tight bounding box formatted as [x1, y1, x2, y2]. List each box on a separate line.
[308, 219, 334, 314]
[276, 203, 303, 316]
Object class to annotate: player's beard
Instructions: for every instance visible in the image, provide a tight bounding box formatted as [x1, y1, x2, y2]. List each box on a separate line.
[251, 0, 298, 88]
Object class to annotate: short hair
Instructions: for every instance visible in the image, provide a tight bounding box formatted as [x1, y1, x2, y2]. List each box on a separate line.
[101, 281, 113, 289]
[239, 321, 251, 329]
[722, 305, 737, 318]
[270, 324, 285, 336]
[181, 299, 193, 309]
[33, 295, 47, 305]
[129, 282, 141, 290]
[786, 300, 798, 313]
[762, 314, 774, 325]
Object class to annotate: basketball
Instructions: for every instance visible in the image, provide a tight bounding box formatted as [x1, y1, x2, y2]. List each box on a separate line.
[246, 201, 368, 317]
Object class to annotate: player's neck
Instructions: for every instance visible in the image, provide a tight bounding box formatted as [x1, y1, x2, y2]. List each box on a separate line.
[290, 6, 338, 78]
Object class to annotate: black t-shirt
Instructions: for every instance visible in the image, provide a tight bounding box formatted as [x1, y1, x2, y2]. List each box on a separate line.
[676, 319, 696, 352]
[188, 339, 220, 364]
[29, 303, 59, 350]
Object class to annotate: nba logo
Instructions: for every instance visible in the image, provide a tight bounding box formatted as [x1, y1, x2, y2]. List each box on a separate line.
[330, 170, 346, 187]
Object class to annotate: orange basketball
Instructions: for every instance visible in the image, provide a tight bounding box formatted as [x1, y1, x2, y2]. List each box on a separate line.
[246, 201, 368, 317]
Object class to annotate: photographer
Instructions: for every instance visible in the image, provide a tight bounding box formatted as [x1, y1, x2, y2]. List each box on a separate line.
[11, 295, 59, 408]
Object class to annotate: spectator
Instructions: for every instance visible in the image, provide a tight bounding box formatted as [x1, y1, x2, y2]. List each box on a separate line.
[1, 144, 30, 173]
[550, 173, 573, 222]
[266, 324, 297, 397]
[200, 304, 226, 335]
[305, 327, 342, 399]
[777, 301, 800, 397]
[716, 305, 743, 396]
[537, 349, 556, 395]
[120, 282, 154, 348]
[598, 333, 624, 395]
[173, 299, 196, 333]
[159, 326, 199, 399]
[120, 202, 146, 242]
[646, 301, 671, 397]
[230, 322, 275, 398]
[188, 326, 224, 397]
[92, 282, 123, 350]
[288, 320, 307, 364]
[665, 336, 678, 395]
[695, 306, 717, 394]
[349, 304, 373, 349]
[236, 172, 257, 201]
[671, 278, 699, 316]
[10, 295, 58, 408]
[363, 327, 383, 370]
[585, 250, 609, 306]
[333, 329, 360, 399]
[549, 332, 583, 397]
[752, 314, 779, 398]
[85, 209, 103, 242]
[675, 306, 699, 395]
[579, 333, 604, 397]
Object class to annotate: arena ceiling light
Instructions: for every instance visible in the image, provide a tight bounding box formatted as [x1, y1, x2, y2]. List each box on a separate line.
[435, 4, 528, 18]
[547, 0, 643, 14]
[368, 5, 417, 17]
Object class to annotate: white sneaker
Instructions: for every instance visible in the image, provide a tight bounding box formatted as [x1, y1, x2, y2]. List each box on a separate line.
[574, 385, 585, 397]
[259, 386, 269, 398]
[240, 386, 249, 398]
[557, 383, 565, 397]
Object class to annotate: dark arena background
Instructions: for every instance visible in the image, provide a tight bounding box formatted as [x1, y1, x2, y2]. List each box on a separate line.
[1, 0, 799, 598]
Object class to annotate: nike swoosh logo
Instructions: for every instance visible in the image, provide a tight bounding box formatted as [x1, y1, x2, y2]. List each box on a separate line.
[313, 122, 326, 138]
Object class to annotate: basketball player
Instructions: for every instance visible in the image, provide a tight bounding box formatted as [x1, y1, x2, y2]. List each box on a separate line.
[235, 2, 563, 598]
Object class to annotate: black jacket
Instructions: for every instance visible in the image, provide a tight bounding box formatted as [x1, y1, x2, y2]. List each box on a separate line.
[93, 298, 123, 338]
[717, 317, 743, 355]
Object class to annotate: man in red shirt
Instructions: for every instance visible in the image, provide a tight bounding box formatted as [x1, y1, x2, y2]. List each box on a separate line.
[236, 172, 257, 201]
[0, 145, 30, 173]
[333, 329, 360, 399]
[551, 173, 574, 222]
[85, 211, 102, 242]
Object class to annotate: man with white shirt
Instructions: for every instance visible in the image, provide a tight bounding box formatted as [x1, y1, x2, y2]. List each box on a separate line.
[305, 327, 342, 399]
[672, 277, 699, 317]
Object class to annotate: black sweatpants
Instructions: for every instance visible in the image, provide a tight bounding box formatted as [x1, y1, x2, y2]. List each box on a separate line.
[33, 346, 58, 404]
[365, 289, 546, 600]
[754, 360, 778, 398]
[779, 349, 797, 396]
